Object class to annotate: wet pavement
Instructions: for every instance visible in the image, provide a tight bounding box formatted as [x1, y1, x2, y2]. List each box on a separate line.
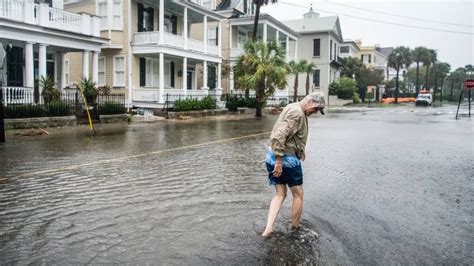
[0, 105, 472, 264]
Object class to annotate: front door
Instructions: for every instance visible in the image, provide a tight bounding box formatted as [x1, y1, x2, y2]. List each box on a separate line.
[6, 47, 23, 87]
[186, 70, 193, 90]
[207, 64, 216, 90]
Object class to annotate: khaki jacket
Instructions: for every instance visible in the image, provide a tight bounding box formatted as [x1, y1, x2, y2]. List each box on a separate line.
[270, 102, 308, 159]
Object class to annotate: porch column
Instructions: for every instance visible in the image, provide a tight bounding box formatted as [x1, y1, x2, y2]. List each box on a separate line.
[61, 53, 67, 90]
[24, 42, 34, 89]
[263, 23, 267, 43]
[92, 51, 99, 85]
[294, 39, 298, 60]
[229, 25, 233, 50]
[286, 36, 290, 60]
[203, 60, 208, 89]
[159, 0, 164, 45]
[159, 52, 164, 103]
[218, 20, 222, 57]
[183, 7, 188, 49]
[217, 63, 221, 90]
[182, 57, 187, 95]
[39, 44, 47, 94]
[56, 52, 65, 91]
[276, 30, 279, 45]
[82, 50, 90, 79]
[203, 15, 208, 54]
[229, 67, 234, 91]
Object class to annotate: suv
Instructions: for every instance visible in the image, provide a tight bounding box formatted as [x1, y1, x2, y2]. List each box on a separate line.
[416, 93, 432, 106]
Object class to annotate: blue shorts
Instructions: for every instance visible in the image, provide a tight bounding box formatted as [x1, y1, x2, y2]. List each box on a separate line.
[265, 149, 303, 187]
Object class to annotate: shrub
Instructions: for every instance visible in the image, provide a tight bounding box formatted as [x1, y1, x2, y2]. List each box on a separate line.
[337, 77, 357, 100]
[173, 97, 216, 112]
[5, 104, 45, 118]
[353, 92, 361, 104]
[329, 81, 340, 96]
[45, 101, 71, 116]
[78, 78, 97, 105]
[225, 95, 257, 111]
[40, 75, 60, 104]
[98, 101, 126, 115]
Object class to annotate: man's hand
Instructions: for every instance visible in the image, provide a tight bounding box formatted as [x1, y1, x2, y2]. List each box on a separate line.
[300, 154, 305, 161]
[273, 159, 283, 177]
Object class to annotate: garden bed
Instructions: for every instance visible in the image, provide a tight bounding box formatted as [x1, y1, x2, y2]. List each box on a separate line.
[5, 116, 77, 129]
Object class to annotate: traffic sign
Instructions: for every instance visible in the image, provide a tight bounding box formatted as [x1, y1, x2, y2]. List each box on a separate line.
[465, 79, 474, 89]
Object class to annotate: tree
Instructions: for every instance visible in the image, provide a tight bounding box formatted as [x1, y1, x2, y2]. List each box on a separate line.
[288, 59, 306, 102]
[411, 47, 430, 94]
[234, 41, 288, 117]
[252, 0, 278, 41]
[430, 62, 451, 102]
[387, 46, 412, 103]
[423, 49, 437, 89]
[357, 67, 385, 102]
[340, 57, 364, 79]
[303, 61, 316, 95]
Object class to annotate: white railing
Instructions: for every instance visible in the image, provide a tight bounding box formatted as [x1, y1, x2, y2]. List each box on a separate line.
[0, 0, 100, 37]
[187, 38, 205, 53]
[163, 32, 184, 49]
[133, 32, 160, 44]
[49, 7, 81, 33]
[230, 47, 244, 58]
[132, 88, 160, 102]
[2, 87, 34, 105]
[0, 0, 24, 21]
[207, 44, 219, 56]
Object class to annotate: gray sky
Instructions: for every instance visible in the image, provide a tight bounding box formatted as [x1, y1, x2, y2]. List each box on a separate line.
[261, 0, 474, 70]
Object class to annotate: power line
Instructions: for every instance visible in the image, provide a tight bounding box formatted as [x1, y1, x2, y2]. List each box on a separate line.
[278, 1, 474, 35]
[327, 2, 473, 28]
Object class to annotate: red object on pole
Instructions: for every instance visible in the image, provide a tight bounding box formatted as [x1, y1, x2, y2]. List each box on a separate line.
[465, 79, 474, 89]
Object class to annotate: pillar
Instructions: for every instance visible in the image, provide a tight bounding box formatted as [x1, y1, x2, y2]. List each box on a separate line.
[159, 52, 164, 103]
[92, 51, 99, 85]
[159, 0, 164, 44]
[203, 15, 208, 54]
[182, 57, 187, 95]
[82, 50, 90, 79]
[39, 44, 47, 94]
[183, 7, 188, 49]
[24, 42, 34, 88]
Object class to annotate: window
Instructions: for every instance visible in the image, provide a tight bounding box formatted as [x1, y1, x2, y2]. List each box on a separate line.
[98, 57, 106, 85]
[113, 56, 125, 87]
[330, 40, 332, 60]
[208, 28, 218, 45]
[368, 54, 372, 64]
[97, 0, 122, 31]
[313, 69, 320, 87]
[313, 39, 320, 57]
[64, 60, 69, 85]
[340, 46, 349, 53]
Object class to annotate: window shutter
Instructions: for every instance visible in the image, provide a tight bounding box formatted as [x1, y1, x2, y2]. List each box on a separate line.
[148, 7, 154, 31]
[170, 62, 175, 88]
[215, 28, 218, 46]
[140, 58, 146, 87]
[171, 15, 178, 35]
[313, 39, 320, 57]
[137, 3, 144, 32]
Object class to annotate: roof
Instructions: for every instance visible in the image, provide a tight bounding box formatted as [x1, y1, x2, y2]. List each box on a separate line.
[215, 0, 241, 11]
[229, 13, 300, 39]
[284, 16, 339, 33]
[380, 47, 393, 57]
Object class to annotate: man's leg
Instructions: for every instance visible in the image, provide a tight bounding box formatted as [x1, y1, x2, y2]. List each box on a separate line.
[262, 184, 287, 237]
[289, 185, 304, 229]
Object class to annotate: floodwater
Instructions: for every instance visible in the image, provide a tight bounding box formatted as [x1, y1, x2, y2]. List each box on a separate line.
[0, 105, 472, 264]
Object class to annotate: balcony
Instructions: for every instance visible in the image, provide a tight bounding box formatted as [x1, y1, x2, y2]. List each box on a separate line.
[0, 0, 100, 37]
[133, 31, 220, 57]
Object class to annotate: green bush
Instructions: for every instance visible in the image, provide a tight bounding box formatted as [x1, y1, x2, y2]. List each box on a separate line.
[225, 95, 257, 111]
[329, 77, 357, 100]
[45, 101, 71, 116]
[329, 81, 340, 96]
[5, 104, 45, 118]
[173, 96, 216, 112]
[353, 93, 361, 104]
[40, 75, 60, 104]
[98, 101, 126, 115]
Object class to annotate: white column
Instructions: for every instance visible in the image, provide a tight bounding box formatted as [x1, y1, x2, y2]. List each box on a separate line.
[217, 63, 222, 90]
[203, 15, 208, 54]
[294, 39, 298, 60]
[56, 52, 64, 90]
[107, 0, 113, 40]
[276, 31, 279, 45]
[39, 44, 47, 95]
[286, 36, 290, 60]
[82, 50, 90, 79]
[229, 66, 234, 91]
[182, 57, 187, 95]
[203, 60, 208, 89]
[218, 21, 222, 57]
[159, 0, 164, 45]
[159, 52, 164, 103]
[229, 25, 233, 50]
[61, 53, 67, 91]
[24, 42, 34, 89]
[92, 51, 99, 85]
[263, 23, 267, 43]
[183, 7, 188, 49]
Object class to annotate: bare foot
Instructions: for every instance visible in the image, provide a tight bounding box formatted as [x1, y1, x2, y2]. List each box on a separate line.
[261, 230, 273, 238]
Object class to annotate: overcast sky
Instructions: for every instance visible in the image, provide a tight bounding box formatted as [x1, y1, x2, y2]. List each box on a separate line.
[261, 0, 473, 70]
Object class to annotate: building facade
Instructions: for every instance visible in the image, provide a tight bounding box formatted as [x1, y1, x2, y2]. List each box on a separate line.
[0, 0, 106, 101]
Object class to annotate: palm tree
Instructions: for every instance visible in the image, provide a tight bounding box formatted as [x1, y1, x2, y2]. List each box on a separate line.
[411, 47, 430, 95]
[252, 0, 278, 41]
[288, 60, 306, 102]
[304, 62, 316, 95]
[387, 46, 412, 104]
[234, 40, 288, 117]
[430, 62, 451, 103]
[424, 49, 437, 90]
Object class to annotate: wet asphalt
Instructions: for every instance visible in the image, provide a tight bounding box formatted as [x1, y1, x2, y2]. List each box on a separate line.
[0, 104, 472, 264]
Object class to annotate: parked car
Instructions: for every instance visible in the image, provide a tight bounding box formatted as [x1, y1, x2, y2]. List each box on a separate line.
[415, 93, 432, 106]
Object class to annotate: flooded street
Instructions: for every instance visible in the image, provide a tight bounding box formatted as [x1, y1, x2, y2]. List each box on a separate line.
[0, 105, 472, 264]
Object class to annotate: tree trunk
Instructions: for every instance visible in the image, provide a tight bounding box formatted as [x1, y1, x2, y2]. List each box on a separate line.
[305, 73, 310, 95]
[415, 62, 420, 95]
[255, 85, 264, 117]
[425, 65, 430, 90]
[293, 73, 299, 102]
[450, 78, 454, 101]
[395, 68, 399, 104]
[252, 4, 261, 41]
[433, 73, 438, 103]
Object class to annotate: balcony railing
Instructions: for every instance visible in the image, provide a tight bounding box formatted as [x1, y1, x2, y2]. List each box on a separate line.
[0, 0, 100, 37]
[133, 31, 220, 56]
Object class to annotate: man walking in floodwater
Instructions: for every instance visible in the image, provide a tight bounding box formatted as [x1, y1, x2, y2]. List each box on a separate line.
[262, 92, 325, 238]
